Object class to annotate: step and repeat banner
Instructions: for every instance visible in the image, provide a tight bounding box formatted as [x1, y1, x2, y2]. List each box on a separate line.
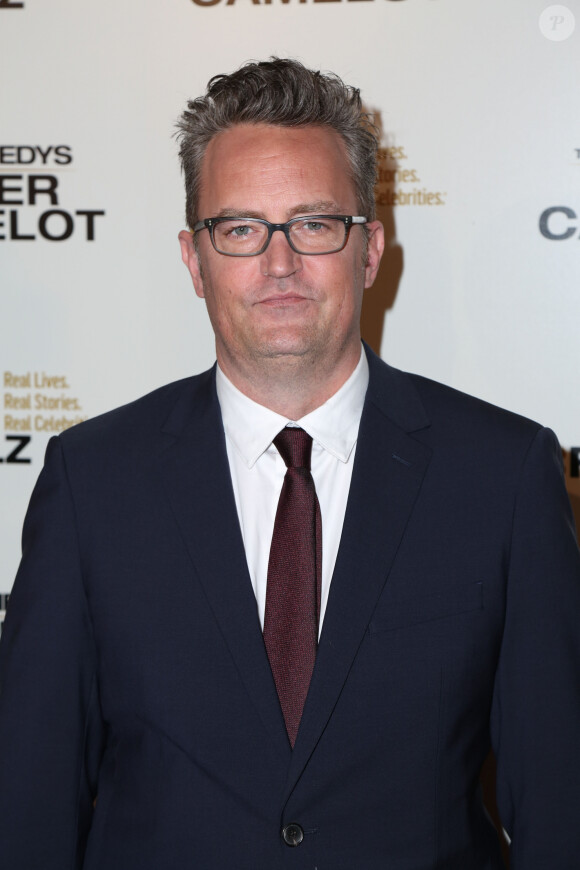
[1, 0, 579, 623]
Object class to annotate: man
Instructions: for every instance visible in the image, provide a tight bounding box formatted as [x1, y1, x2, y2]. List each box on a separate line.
[0, 58, 579, 869]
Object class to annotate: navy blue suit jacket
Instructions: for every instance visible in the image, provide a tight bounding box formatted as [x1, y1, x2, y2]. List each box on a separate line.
[1, 347, 580, 869]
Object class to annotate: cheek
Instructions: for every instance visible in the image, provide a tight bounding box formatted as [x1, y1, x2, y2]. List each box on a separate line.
[203, 271, 255, 332]
[212, 258, 258, 298]
[314, 260, 360, 308]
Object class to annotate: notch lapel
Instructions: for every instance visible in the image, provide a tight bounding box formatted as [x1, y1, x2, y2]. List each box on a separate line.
[158, 369, 291, 762]
[283, 352, 432, 799]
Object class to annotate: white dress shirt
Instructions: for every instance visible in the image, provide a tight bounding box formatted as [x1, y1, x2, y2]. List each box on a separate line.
[215, 346, 369, 636]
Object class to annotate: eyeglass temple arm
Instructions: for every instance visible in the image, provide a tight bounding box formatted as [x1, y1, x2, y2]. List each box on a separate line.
[191, 216, 367, 233]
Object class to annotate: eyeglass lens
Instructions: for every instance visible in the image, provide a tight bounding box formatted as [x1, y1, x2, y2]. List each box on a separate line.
[212, 217, 347, 255]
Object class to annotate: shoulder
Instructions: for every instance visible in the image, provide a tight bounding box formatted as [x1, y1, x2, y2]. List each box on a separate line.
[56, 367, 217, 463]
[367, 355, 570, 531]
[366, 347, 544, 448]
[363, 349, 560, 497]
[409, 370, 541, 441]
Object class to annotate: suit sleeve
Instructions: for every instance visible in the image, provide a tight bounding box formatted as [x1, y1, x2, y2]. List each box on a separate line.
[0, 435, 105, 870]
[491, 427, 580, 869]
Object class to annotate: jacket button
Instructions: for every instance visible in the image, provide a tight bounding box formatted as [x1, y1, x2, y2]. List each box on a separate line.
[282, 823, 304, 846]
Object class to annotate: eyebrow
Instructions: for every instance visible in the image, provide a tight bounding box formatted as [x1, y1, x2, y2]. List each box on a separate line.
[213, 201, 343, 221]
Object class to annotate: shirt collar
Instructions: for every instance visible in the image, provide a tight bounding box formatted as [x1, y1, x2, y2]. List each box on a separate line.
[216, 345, 369, 468]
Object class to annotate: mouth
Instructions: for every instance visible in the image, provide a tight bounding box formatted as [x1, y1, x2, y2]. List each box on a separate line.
[257, 294, 311, 308]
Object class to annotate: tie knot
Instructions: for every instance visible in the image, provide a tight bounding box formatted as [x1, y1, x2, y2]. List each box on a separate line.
[273, 427, 313, 470]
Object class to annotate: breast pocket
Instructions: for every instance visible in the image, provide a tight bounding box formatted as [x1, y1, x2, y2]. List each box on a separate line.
[369, 581, 483, 634]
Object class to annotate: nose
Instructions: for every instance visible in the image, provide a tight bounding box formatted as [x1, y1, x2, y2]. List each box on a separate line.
[261, 228, 301, 278]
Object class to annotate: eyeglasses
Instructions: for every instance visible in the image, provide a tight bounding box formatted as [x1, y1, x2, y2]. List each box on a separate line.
[191, 215, 367, 257]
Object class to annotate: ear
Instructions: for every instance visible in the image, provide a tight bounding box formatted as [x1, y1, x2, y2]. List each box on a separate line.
[178, 230, 205, 299]
[363, 221, 385, 289]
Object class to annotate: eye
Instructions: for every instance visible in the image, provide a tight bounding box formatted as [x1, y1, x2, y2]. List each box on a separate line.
[302, 220, 327, 232]
[227, 224, 255, 238]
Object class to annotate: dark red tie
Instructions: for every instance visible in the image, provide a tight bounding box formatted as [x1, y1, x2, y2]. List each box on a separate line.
[263, 427, 322, 747]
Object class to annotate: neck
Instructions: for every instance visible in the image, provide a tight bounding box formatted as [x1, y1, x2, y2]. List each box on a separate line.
[217, 343, 362, 419]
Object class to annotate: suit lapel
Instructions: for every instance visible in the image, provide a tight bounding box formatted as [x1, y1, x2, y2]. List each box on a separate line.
[155, 353, 433, 793]
[283, 349, 432, 799]
[158, 369, 291, 761]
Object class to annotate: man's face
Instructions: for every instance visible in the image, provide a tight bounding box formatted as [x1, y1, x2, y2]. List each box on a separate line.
[179, 123, 384, 379]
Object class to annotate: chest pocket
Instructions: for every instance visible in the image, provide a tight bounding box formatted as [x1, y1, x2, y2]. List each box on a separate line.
[369, 581, 483, 634]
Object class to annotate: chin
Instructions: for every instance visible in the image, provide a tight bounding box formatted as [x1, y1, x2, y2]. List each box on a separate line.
[258, 331, 324, 361]
[247, 325, 315, 357]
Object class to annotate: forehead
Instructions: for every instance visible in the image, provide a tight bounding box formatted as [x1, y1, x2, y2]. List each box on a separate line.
[198, 123, 357, 217]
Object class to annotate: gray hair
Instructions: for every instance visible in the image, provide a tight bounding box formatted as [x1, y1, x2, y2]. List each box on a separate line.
[176, 57, 379, 227]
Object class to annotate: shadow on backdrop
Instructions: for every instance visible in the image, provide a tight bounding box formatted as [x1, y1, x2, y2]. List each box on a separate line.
[364, 116, 513, 866]
[563, 449, 580, 546]
[360, 118, 403, 354]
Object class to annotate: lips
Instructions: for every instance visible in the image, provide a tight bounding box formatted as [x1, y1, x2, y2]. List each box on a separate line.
[259, 294, 309, 306]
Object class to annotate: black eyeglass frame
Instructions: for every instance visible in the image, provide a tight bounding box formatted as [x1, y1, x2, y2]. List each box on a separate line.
[191, 214, 368, 257]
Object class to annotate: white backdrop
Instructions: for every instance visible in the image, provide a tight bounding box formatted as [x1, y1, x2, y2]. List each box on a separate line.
[1, 0, 579, 605]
